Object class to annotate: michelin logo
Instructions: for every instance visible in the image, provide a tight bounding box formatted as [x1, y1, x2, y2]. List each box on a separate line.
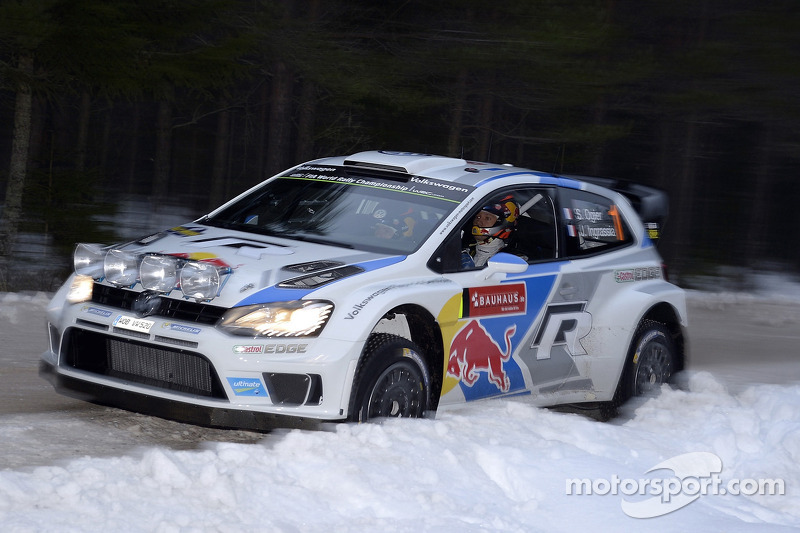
[226, 377, 267, 397]
[162, 322, 202, 335]
[82, 306, 113, 318]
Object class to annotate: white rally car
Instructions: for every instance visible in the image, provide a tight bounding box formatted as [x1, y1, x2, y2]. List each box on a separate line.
[41, 151, 687, 429]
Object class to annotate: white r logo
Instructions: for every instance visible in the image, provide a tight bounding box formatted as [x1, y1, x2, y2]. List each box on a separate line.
[531, 303, 592, 360]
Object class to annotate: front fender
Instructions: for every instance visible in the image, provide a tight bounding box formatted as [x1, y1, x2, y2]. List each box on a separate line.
[321, 276, 460, 344]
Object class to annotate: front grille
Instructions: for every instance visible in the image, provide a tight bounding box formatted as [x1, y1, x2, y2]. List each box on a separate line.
[154, 335, 199, 348]
[75, 318, 109, 331]
[91, 284, 227, 325]
[63, 327, 226, 399]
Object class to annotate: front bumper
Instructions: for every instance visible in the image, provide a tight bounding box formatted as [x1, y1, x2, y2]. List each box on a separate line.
[39, 358, 329, 431]
[43, 285, 362, 428]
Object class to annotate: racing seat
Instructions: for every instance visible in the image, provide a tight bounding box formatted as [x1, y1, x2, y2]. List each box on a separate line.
[510, 214, 556, 261]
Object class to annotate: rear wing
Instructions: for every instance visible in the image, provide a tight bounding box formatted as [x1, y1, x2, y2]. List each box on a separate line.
[566, 175, 669, 245]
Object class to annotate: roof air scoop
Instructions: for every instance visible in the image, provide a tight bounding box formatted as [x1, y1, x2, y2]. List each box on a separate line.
[344, 151, 467, 175]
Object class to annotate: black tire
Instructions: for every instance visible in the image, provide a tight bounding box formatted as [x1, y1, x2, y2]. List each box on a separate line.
[349, 333, 431, 423]
[625, 320, 676, 398]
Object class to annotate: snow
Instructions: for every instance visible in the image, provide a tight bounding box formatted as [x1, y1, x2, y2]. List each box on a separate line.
[1, 277, 799, 532]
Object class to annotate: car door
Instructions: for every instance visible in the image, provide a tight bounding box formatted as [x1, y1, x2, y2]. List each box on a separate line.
[433, 186, 585, 405]
[506, 186, 638, 400]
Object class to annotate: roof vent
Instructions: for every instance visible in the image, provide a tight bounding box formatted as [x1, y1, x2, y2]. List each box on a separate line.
[344, 151, 466, 175]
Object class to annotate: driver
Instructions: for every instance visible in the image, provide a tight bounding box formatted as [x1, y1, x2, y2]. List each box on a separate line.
[373, 205, 416, 239]
[461, 195, 519, 268]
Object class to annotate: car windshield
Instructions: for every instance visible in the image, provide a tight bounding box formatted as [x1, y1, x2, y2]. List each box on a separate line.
[204, 165, 473, 254]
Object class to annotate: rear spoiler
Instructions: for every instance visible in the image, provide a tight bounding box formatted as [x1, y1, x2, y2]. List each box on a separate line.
[565, 175, 669, 245]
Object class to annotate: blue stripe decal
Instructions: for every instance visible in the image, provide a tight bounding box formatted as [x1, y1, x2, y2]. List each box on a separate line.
[235, 286, 314, 306]
[505, 260, 566, 279]
[474, 171, 546, 187]
[234, 255, 407, 307]
[474, 172, 581, 189]
[548, 176, 581, 189]
[356, 255, 408, 272]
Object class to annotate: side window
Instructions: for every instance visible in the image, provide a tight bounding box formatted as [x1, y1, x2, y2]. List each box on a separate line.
[427, 188, 558, 273]
[559, 189, 632, 257]
[509, 189, 557, 262]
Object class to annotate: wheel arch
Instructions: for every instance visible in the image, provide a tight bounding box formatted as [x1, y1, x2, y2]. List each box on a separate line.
[595, 300, 686, 421]
[367, 303, 445, 411]
[639, 301, 686, 373]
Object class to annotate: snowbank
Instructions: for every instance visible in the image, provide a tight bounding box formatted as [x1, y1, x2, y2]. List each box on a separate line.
[0, 373, 797, 531]
[0, 278, 798, 531]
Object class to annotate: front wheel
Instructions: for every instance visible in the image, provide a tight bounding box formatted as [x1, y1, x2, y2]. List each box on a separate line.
[349, 334, 431, 423]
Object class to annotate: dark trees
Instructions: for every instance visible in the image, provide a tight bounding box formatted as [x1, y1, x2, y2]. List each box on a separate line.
[1, 0, 799, 290]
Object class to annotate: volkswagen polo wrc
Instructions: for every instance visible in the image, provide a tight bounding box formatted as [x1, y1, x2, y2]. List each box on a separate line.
[41, 150, 687, 429]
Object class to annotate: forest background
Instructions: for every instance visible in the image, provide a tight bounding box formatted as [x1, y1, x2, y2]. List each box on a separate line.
[1, 0, 798, 291]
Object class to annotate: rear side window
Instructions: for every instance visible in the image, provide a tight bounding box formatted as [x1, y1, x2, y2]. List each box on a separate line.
[559, 189, 632, 257]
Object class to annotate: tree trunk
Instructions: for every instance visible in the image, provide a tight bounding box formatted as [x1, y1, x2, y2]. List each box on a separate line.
[126, 104, 141, 194]
[255, 81, 269, 182]
[671, 114, 699, 276]
[447, 68, 468, 158]
[478, 89, 494, 160]
[588, 95, 607, 175]
[654, 118, 673, 191]
[28, 96, 47, 173]
[296, 79, 317, 163]
[209, 101, 231, 209]
[153, 100, 172, 199]
[76, 91, 91, 172]
[744, 123, 773, 266]
[265, 60, 293, 177]
[295, 0, 321, 163]
[0, 53, 34, 261]
[99, 99, 114, 180]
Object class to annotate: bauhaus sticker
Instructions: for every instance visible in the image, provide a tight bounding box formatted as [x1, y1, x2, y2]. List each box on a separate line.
[464, 282, 527, 317]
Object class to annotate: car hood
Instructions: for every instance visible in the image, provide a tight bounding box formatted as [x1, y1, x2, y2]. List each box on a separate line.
[119, 224, 402, 308]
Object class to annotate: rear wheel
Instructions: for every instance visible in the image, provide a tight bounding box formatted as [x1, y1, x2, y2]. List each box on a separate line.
[590, 320, 677, 421]
[627, 320, 676, 397]
[349, 334, 431, 422]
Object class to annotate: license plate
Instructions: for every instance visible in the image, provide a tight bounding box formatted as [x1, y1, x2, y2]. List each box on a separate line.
[113, 315, 155, 334]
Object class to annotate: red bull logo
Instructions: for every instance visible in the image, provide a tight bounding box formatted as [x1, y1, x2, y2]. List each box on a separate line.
[170, 252, 231, 269]
[447, 321, 516, 392]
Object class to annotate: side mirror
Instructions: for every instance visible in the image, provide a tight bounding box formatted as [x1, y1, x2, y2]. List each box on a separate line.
[486, 252, 528, 274]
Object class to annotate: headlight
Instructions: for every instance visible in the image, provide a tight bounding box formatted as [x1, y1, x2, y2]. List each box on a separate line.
[74, 243, 106, 279]
[104, 249, 140, 286]
[67, 274, 95, 303]
[219, 301, 334, 337]
[180, 260, 221, 301]
[140, 254, 179, 293]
